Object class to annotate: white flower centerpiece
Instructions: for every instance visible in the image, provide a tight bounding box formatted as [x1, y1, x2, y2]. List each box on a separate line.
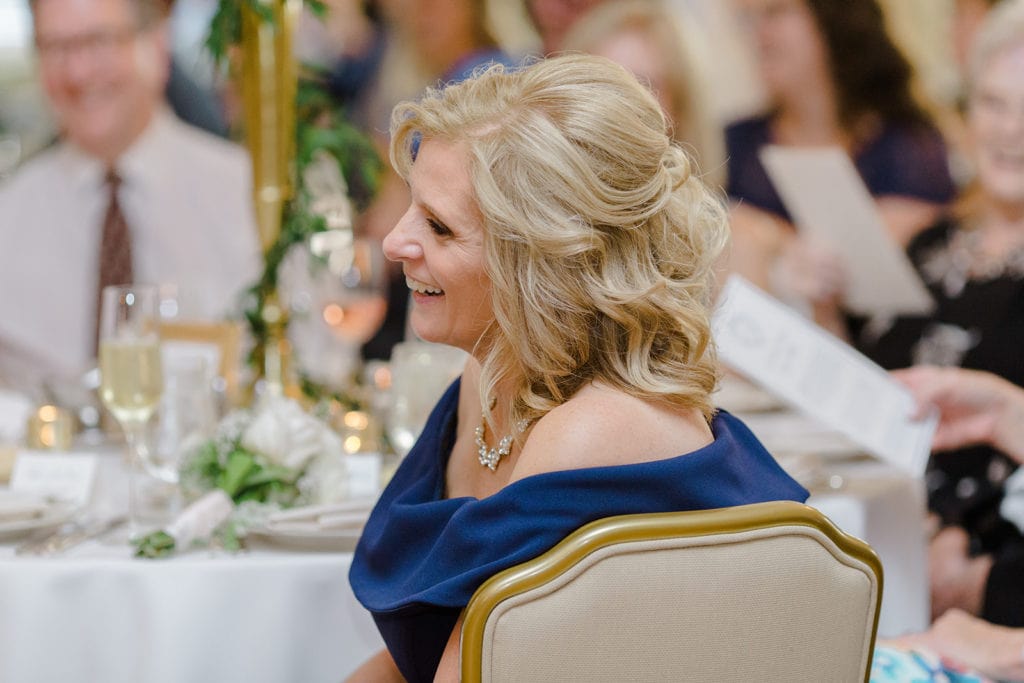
[135, 395, 350, 558]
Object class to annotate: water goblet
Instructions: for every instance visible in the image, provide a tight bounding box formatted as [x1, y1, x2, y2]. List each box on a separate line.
[385, 341, 467, 458]
[316, 236, 388, 347]
[149, 353, 216, 484]
[282, 234, 389, 390]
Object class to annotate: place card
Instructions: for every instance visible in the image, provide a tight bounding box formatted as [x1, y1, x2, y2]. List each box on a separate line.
[9, 451, 98, 506]
[159, 320, 244, 405]
[161, 340, 222, 380]
[345, 453, 382, 499]
[0, 389, 33, 443]
[713, 275, 937, 476]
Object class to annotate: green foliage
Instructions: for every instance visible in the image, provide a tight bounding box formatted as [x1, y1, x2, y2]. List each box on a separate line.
[205, 0, 273, 67]
[204, 0, 385, 392]
[134, 530, 176, 559]
[181, 436, 301, 506]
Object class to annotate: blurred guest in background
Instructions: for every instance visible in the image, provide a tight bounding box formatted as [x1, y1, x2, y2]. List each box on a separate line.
[931, 0, 1003, 189]
[892, 366, 1024, 677]
[347, 55, 807, 682]
[165, 58, 229, 138]
[853, 0, 1024, 628]
[159, 0, 228, 137]
[899, 366, 1024, 469]
[890, 607, 1024, 682]
[326, 0, 388, 119]
[0, 0, 260, 391]
[524, 0, 607, 56]
[952, 0, 1004, 82]
[561, 0, 725, 187]
[724, 0, 956, 320]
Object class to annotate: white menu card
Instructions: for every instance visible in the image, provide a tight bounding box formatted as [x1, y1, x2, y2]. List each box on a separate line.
[713, 276, 936, 476]
[759, 145, 934, 316]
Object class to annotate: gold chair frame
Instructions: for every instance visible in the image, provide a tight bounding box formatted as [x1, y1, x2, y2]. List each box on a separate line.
[461, 500, 883, 683]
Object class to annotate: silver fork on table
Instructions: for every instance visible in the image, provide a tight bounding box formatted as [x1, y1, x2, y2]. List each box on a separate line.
[15, 514, 128, 556]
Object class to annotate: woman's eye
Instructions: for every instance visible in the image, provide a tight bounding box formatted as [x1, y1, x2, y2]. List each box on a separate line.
[427, 217, 452, 237]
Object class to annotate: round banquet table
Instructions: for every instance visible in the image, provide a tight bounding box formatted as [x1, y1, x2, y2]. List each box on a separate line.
[0, 450, 384, 683]
[0, 409, 931, 682]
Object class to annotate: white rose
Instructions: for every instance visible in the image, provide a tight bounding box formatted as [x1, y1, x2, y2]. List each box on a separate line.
[300, 453, 351, 504]
[240, 397, 342, 471]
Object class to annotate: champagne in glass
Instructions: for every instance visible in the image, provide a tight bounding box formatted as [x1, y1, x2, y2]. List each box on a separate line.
[99, 338, 163, 424]
[98, 285, 164, 539]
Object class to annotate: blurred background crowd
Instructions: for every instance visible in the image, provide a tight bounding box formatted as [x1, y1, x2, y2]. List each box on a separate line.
[0, 0, 964, 175]
[2, 0, 1024, 676]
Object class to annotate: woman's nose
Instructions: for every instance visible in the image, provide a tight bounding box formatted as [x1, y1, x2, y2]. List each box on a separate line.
[382, 208, 422, 263]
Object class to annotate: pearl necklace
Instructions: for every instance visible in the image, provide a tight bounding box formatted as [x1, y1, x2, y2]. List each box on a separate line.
[475, 420, 527, 471]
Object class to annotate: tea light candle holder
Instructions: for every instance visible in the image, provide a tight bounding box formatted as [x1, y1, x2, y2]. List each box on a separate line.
[26, 404, 74, 450]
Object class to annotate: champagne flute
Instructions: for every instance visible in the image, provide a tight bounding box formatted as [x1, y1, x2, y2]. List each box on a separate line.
[98, 284, 164, 539]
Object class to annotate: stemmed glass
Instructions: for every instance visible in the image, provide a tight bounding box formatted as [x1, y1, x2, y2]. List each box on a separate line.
[315, 236, 388, 347]
[386, 341, 467, 457]
[98, 284, 164, 539]
[282, 233, 389, 389]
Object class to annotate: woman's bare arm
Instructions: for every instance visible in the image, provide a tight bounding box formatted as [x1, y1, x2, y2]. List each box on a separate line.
[345, 648, 405, 683]
[433, 616, 464, 683]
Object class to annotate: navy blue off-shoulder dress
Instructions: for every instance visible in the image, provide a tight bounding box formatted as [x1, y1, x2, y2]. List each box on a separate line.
[349, 379, 808, 682]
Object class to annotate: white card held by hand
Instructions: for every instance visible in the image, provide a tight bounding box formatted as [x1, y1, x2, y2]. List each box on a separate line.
[759, 145, 934, 316]
[712, 276, 936, 476]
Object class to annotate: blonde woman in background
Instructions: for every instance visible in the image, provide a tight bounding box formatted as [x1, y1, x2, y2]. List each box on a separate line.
[561, 0, 725, 187]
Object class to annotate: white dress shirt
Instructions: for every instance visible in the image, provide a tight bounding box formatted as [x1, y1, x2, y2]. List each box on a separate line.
[0, 110, 262, 388]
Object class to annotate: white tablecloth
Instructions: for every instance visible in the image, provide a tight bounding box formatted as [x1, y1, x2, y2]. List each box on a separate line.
[807, 460, 930, 637]
[0, 546, 383, 683]
[0, 450, 383, 683]
[0, 414, 930, 681]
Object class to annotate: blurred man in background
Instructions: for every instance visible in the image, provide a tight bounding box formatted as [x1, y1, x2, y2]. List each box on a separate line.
[0, 0, 260, 392]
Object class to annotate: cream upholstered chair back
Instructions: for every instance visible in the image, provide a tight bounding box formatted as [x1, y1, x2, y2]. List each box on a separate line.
[460, 501, 882, 683]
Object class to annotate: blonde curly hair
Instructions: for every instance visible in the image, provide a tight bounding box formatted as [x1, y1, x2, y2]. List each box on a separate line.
[390, 54, 729, 432]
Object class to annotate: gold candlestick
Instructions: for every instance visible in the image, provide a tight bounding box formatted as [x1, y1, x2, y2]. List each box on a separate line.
[239, 0, 302, 395]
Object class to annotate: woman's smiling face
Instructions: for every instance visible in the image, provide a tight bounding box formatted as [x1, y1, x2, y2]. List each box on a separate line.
[382, 138, 494, 353]
[969, 41, 1024, 210]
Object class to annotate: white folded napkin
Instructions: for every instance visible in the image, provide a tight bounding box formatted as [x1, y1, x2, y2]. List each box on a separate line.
[0, 491, 48, 523]
[166, 490, 234, 548]
[265, 499, 374, 533]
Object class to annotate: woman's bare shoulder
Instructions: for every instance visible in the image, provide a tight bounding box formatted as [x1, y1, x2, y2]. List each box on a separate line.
[510, 384, 712, 482]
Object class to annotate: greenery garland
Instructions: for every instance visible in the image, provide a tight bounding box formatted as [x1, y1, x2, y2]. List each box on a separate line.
[205, 0, 384, 400]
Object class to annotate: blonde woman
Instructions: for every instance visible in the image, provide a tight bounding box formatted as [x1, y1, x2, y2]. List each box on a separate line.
[347, 55, 806, 683]
[561, 0, 725, 187]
